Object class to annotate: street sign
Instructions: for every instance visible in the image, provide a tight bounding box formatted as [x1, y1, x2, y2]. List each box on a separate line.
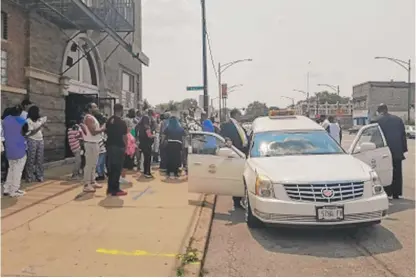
[187, 86, 204, 91]
[221, 84, 228, 98]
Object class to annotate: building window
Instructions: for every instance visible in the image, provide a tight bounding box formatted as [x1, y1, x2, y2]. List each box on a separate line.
[122, 71, 134, 110]
[1, 11, 8, 40]
[1, 50, 7, 85]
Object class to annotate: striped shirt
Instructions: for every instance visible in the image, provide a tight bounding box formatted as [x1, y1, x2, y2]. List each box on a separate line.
[99, 133, 107, 153]
[67, 128, 81, 153]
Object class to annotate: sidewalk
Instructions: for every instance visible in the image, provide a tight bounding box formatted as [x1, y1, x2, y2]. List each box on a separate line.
[1, 166, 204, 276]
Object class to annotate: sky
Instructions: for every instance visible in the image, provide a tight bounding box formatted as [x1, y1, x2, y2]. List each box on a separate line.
[141, 0, 415, 109]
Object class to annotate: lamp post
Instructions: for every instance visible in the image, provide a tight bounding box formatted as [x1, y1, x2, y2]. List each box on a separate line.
[294, 89, 309, 116]
[375, 56, 412, 123]
[218, 59, 252, 121]
[281, 96, 295, 107]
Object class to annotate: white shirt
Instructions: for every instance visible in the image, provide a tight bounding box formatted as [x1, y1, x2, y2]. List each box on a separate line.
[20, 111, 28, 119]
[328, 122, 341, 144]
[82, 114, 101, 142]
[321, 119, 330, 130]
[27, 118, 44, 140]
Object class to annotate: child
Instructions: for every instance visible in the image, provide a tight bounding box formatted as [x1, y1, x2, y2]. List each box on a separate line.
[67, 121, 82, 179]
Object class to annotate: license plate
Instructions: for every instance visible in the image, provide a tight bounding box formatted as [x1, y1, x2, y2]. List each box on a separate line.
[316, 206, 344, 221]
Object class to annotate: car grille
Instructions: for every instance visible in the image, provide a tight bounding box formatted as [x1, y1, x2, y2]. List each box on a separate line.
[254, 209, 382, 223]
[283, 182, 364, 203]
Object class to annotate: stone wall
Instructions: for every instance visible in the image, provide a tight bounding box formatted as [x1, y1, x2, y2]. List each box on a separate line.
[27, 13, 68, 162]
[1, 1, 28, 90]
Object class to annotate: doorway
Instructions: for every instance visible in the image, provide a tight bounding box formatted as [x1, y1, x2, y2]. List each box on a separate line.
[64, 93, 98, 157]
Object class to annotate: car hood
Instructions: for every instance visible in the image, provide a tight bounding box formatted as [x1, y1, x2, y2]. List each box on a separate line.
[249, 154, 371, 184]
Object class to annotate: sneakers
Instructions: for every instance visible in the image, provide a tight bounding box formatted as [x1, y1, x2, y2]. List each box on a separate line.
[95, 176, 105, 181]
[119, 177, 130, 184]
[144, 174, 154, 179]
[114, 190, 128, 196]
[10, 190, 25, 197]
[83, 184, 96, 193]
[92, 182, 103, 189]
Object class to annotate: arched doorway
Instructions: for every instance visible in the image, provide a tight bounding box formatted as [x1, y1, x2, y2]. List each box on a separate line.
[62, 33, 107, 157]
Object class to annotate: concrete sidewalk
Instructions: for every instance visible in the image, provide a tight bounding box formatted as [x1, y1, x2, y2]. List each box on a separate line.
[1, 169, 205, 276]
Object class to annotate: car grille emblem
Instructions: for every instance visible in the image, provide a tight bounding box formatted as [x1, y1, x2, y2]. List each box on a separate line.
[321, 188, 334, 199]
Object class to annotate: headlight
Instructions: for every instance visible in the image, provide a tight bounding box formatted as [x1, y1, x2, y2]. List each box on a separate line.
[369, 170, 384, 195]
[255, 174, 275, 198]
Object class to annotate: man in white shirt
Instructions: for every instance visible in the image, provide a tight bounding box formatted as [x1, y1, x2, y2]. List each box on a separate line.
[327, 116, 342, 144]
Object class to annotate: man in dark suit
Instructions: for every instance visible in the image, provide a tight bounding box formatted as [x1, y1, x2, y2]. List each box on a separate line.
[371, 104, 408, 199]
[220, 109, 249, 209]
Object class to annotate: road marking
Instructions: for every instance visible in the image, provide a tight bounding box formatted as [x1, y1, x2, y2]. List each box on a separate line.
[96, 248, 200, 264]
[96, 248, 176, 257]
[132, 186, 152, 201]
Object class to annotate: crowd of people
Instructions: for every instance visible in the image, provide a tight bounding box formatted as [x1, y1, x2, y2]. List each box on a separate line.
[0, 100, 407, 201]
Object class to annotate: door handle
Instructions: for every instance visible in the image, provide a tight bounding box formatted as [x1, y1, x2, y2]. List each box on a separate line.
[382, 154, 389, 158]
[194, 162, 202, 165]
[227, 156, 234, 159]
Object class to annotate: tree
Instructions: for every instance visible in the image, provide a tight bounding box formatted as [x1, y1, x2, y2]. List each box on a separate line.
[244, 101, 268, 118]
[304, 91, 351, 104]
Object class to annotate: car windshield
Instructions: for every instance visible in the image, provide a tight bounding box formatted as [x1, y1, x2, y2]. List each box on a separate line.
[250, 130, 345, 158]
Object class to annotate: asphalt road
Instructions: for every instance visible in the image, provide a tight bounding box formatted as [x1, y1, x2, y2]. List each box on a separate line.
[202, 134, 415, 276]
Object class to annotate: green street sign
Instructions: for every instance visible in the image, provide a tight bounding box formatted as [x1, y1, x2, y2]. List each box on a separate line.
[187, 86, 204, 91]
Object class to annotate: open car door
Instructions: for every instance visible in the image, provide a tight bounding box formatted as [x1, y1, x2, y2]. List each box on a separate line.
[188, 131, 245, 197]
[348, 123, 393, 186]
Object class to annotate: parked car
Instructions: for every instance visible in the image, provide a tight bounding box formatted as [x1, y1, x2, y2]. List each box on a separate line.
[405, 125, 415, 139]
[188, 111, 390, 229]
[348, 125, 363, 134]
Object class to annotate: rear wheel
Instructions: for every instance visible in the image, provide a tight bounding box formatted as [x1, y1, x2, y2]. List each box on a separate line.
[244, 188, 264, 228]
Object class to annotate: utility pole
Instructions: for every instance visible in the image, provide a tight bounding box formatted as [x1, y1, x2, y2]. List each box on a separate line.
[218, 62, 222, 120]
[201, 0, 209, 114]
[408, 59, 412, 123]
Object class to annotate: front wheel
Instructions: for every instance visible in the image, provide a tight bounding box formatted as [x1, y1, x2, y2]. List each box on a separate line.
[244, 188, 264, 228]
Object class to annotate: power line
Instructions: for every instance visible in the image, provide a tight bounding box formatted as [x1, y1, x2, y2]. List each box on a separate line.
[206, 27, 218, 80]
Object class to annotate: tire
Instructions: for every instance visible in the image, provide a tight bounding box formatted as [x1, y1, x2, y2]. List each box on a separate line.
[244, 188, 264, 228]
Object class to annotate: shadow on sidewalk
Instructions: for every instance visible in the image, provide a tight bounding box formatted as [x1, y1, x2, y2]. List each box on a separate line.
[1, 197, 17, 210]
[388, 198, 415, 215]
[98, 196, 124, 209]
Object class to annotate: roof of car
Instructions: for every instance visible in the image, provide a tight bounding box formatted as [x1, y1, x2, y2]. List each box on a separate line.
[251, 115, 325, 133]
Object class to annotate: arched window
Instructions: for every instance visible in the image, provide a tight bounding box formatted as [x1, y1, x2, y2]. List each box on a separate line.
[64, 38, 98, 86]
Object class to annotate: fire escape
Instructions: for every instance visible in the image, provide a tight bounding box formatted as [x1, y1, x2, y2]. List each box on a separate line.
[12, 0, 149, 66]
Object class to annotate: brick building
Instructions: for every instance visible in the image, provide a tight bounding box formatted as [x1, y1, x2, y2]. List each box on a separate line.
[352, 81, 415, 125]
[1, 0, 149, 162]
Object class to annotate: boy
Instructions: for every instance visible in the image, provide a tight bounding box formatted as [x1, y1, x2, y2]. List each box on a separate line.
[67, 121, 83, 179]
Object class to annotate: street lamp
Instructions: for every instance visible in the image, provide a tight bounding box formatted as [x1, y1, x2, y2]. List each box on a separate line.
[218, 59, 252, 121]
[281, 96, 295, 107]
[375, 56, 412, 122]
[293, 89, 310, 116]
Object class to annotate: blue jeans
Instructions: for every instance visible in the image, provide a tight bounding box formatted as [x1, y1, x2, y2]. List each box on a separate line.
[96, 152, 106, 177]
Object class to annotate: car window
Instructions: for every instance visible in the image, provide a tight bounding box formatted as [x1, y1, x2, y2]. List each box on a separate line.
[353, 125, 385, 153]
[190, 134, 225, 155]
[250, 130, 345, 158]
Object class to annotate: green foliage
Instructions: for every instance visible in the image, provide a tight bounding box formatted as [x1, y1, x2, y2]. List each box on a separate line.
[299, 91, 351, 104]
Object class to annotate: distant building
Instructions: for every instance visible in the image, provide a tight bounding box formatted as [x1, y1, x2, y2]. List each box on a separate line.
[294, 101, 353, 127]
[352, 81, 415, 125]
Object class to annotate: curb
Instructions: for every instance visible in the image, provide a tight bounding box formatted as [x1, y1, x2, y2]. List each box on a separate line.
[179, 194, 217, 277]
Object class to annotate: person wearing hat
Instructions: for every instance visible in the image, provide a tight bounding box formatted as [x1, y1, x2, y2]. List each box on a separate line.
[371, 103, 407, 199]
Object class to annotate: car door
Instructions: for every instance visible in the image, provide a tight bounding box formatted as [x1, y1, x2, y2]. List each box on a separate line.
[348, 123, 393, 186]
[188, 131, 245, 197]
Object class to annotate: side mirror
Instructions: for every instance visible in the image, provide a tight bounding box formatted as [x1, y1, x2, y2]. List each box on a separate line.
[217, 147, 237, 158]
[358, 142, 376, 153]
